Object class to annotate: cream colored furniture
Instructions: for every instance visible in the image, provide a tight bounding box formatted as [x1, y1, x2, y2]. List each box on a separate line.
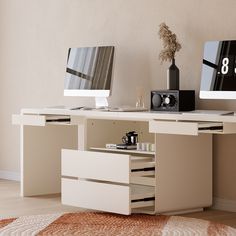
[12, 108, 236, 215]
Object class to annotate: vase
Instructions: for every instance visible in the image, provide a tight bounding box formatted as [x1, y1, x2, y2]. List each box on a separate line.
[167, 58, 179, 90]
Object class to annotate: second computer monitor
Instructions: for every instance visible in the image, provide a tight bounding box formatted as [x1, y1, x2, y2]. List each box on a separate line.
[64, 46, 115, 107]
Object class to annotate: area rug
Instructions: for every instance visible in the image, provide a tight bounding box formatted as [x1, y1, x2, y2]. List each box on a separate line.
[0, 212, 235, 235]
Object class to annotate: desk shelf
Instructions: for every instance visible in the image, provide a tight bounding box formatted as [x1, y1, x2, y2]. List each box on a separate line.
[89, 147, 155, 156]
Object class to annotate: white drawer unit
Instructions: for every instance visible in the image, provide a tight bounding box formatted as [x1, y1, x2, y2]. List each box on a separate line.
[12, 114, 71, 126]
[61, 149, 156, 215]
[149, 120, 236, 135]
[62, 178, 155, 215]
[61, 149, 155, 185]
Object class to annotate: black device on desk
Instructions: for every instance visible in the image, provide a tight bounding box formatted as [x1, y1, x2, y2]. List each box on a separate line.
[116, 131, 138, 150]
[151, 90, 195, 112]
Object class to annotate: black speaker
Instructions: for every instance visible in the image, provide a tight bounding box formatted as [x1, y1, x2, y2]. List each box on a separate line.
[151, 90, 195, 112]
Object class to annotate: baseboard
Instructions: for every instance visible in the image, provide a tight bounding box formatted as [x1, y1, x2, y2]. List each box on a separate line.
[212, 197, 236, 212]
[163, 208, 204, 215]
[0, 171, 20, 181]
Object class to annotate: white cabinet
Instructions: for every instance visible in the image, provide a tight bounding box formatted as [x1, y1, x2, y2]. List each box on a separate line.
[61, 149, 155, 215]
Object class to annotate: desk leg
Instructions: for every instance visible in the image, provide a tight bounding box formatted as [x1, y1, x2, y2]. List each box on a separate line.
[155, 133, 212, 213]
[21, 125, 77, 196]
[77, 118, 87, 150]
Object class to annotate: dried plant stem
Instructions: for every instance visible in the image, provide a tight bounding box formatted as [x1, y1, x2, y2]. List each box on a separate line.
[158, 22, 181, 63]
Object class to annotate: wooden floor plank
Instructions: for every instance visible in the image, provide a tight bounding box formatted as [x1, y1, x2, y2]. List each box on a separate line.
[0, 179, 236, 228]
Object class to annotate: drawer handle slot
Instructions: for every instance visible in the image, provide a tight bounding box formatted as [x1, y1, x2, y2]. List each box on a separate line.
[131, 197, 155, 203]
[198, 125, 222, 131]
[46, 116, 71, 124]
[131, 167, 155, 172]
[46, 118, 71, 123]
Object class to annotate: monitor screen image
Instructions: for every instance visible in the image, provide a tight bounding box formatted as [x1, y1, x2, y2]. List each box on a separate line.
[64, 46, 114, 98]
[200, 40, 236, 99]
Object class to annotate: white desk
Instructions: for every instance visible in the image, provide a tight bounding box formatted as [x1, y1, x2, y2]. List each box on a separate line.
[12, 108, 236, 215]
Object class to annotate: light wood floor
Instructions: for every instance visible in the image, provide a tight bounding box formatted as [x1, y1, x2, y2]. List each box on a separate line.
[1, 179, 236, 228]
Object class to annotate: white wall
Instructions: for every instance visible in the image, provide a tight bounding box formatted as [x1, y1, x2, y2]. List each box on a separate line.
[1, 0, 236, 202]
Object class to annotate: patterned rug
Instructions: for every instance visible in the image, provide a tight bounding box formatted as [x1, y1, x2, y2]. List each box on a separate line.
[0, 212, 235, 235]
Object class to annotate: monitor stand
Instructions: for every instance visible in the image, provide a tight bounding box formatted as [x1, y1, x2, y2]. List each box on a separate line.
[68, 97, 109, 111]
[95, 97, 108, 109]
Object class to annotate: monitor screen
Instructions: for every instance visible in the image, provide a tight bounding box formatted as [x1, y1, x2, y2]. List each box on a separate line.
[64, 46, 114, 97]
[200, 40, 236, 99]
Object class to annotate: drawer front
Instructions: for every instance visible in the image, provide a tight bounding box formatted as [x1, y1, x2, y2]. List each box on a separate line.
[62, 178, 131, 215]
[149, 120, 223, 135]
[62, 149, 130, 183]
[149, 120, 198, 135]
[62, 179, 155, 215]
[12, 114, 46, 126]
[12, 114, 71, 126]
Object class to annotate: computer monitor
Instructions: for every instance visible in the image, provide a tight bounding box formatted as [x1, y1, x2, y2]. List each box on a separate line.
[200, 40, 236, 99]
[64, 46, 115, 108]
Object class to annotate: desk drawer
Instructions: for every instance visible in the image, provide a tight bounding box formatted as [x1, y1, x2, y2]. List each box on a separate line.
[62, 178, 155, 215]
[149, 120, 224, 135]
[12, 114, 46, 126]
[62, 149, 155, 185]
[12, 114, 71, 126]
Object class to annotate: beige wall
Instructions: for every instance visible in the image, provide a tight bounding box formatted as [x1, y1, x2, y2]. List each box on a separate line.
[0, 0, 236, 201]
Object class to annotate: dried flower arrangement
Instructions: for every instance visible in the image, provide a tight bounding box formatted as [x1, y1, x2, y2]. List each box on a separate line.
[158, 22, 181, 63]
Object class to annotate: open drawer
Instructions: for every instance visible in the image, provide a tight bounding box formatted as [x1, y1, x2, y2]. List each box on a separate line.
[12, 114, 71, 126]
[148, 120, 235, 135]
[61, 149, 155, 186]
[62, 178, 155, 215]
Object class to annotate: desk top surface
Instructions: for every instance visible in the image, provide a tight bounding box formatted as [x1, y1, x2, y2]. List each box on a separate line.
[21, 108, 236, 123]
